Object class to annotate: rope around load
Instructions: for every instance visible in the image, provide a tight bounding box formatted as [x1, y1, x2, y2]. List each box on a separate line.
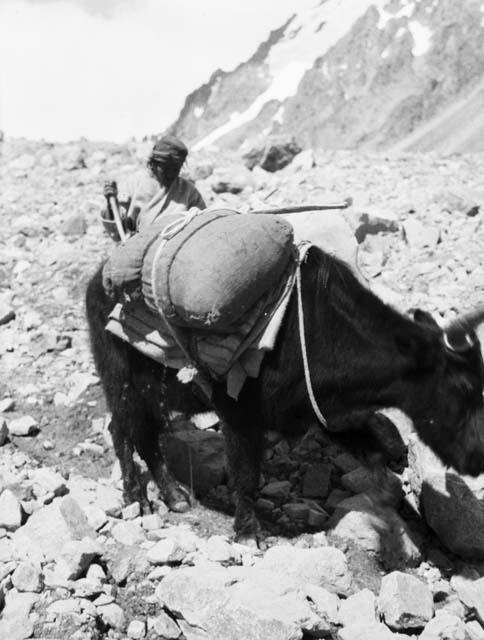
[150, 210, 206, 381]
[296, 260, 328, 428]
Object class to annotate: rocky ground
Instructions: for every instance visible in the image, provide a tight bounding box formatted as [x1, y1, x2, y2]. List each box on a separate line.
[1, 137, 484, 639]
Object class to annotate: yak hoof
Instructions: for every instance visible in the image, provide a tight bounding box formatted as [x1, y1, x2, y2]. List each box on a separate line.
[163, 481, 192, 513]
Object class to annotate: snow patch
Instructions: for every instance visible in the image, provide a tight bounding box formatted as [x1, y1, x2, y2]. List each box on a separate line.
[381, 46, 391, 59]
[408, 20, 432, 56]
[272, 105, 285, 124]
[378, 0, 416, 29]
[194, 106, 204, 118]
[194, 0, 393, 150]
[481, 3, 484, 27]
[396, 26, 407, 38]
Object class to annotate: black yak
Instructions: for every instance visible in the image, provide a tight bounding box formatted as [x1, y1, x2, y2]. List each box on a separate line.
[86, 246, 484, 537]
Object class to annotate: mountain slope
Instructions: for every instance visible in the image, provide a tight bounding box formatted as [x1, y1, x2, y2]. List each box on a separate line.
[168, 0, 484, 153]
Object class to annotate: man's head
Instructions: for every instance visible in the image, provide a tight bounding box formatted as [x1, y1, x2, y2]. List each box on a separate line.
[147, 135, 188, 187]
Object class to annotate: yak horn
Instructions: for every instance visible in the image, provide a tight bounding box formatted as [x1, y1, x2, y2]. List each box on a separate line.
[447, 305, 484, 331]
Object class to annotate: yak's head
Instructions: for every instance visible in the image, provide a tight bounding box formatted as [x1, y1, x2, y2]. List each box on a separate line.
[411, 306, 484, 477]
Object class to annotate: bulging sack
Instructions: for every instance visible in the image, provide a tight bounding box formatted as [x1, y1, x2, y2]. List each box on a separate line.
[142, 209, 295, 330]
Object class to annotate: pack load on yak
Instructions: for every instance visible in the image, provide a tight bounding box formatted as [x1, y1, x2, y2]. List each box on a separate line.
[101, 203, 357, 398]
[87, 202, 484, 538]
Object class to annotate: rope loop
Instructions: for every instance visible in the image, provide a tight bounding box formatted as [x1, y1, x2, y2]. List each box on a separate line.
[296, 259, 328, 428]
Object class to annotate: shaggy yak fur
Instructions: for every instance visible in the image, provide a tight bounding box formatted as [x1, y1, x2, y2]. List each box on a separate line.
[86, 247, 484, 537]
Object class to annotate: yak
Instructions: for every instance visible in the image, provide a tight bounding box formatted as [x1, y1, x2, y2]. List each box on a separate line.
[86, 245, 484, 539]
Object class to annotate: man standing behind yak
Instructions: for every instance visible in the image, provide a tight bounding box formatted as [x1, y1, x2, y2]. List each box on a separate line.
[101, 134, 206, 241]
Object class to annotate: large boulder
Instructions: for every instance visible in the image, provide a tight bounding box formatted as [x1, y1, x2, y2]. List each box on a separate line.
[378, 571, 434, 632]
[244, 137, 302, 173]
[407, 434, 484, 559]
[327, 494, 422, 570]
[156, 558, 336, 640]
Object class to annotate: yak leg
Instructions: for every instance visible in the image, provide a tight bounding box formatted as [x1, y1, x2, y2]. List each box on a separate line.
[213, 381, 264, 541]
[133, 409, 191, 513]
[108, 409, 148, 511]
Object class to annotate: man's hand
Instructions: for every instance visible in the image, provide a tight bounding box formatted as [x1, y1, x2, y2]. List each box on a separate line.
[103, 181, 118, 200]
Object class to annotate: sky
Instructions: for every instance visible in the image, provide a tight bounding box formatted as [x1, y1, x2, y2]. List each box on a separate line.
[0, 0, 303, 142]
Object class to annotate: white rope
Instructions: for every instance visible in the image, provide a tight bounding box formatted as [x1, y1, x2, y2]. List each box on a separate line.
[296, 261, 328, 428]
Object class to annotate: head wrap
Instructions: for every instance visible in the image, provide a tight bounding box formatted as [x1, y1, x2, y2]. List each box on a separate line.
[149, 135, 188, 169]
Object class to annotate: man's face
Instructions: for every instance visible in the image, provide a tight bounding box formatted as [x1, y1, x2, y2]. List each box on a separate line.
[148, 160, 165, 186]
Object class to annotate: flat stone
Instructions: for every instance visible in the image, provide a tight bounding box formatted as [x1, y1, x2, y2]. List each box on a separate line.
[339, 588, 376, 627]
[260, 481, 292, 502]
[8, 415, 38, 437]
[0, 489, 23, 531]
[11, 562, 43, 592]
[301, 462, 331, 499]
[378, 571, 434, 631]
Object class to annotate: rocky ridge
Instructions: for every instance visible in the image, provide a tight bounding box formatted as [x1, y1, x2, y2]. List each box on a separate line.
[1, 136, 484, 639]
[169, 0, 484, 154]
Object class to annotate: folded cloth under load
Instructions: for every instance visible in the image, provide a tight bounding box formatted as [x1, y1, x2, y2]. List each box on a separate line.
[104, 208, 295, 332]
